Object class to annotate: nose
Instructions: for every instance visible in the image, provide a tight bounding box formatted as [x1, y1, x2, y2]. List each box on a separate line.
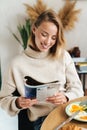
[45, 37, 51, 45]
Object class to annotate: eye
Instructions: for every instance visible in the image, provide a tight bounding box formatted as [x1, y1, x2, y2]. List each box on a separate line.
[52, 36, 57, 41]
[41, 32, 47, 37]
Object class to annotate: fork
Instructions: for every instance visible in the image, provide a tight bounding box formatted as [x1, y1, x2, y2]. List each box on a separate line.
[80, 100, 87, 111]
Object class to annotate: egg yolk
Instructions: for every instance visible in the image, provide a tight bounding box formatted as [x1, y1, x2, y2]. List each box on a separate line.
[70, 104, 83, 112]
[80, 116, 87, 120]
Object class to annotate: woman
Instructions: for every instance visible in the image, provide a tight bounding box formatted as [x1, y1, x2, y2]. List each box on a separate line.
[0, 10, 84, 130]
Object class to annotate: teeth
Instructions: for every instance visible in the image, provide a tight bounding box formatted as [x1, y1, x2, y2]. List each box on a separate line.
[42, 45, 47, 49]
[42, 43, 49, 49]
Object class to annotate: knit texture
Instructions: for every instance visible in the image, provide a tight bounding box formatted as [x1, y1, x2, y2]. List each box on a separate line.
[0, 46, 84, 121]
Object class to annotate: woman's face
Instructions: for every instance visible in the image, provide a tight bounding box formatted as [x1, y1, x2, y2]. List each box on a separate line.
[32, 21, 58, 52]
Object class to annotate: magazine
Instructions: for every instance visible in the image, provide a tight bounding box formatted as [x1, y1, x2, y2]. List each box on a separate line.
[24, 82, 59, 101]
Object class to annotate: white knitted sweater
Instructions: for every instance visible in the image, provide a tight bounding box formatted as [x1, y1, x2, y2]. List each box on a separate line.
[0, 46, 84, 121]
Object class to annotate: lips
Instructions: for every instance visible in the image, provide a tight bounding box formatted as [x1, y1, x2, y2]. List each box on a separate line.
[41, 43, 50, 49]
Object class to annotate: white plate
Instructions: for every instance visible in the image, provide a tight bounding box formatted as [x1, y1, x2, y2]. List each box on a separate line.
[81, 127, 87, 130]
[65, 101, 87, 122]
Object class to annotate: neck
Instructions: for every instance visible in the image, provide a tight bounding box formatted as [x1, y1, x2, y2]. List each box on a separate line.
[29, 44, 40, 52]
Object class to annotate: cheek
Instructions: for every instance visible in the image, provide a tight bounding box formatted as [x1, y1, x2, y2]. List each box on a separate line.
[50, 43, 55, 48]
[52, 41, 56, 46]
[35, 33, 43, 42]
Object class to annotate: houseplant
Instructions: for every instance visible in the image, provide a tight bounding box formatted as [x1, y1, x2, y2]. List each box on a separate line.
[12, 19, 31, 50]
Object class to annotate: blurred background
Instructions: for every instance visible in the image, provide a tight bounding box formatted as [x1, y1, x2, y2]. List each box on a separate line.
[0, 0, 87, 129]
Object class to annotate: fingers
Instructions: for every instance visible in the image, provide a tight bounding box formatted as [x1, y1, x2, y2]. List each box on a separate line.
[15, 97, 38, 109]
[46, 92, 68, 105]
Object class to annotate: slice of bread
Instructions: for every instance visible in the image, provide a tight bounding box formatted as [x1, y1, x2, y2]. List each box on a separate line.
[59, 124, 82, 130]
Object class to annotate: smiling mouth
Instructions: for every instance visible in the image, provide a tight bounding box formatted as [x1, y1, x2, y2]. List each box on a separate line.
[41, 43, 50, 49]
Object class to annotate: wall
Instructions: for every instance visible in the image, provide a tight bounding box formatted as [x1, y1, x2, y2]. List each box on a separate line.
[0, 0, 87, 76]
[0, 0, 87, 129]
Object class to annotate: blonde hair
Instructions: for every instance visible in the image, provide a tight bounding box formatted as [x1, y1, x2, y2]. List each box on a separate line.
[28, 9, 66, 58]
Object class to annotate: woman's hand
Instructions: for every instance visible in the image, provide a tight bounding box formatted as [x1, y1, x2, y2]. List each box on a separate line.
[15, 97, 38, 109]
[46, 92, 68, 105]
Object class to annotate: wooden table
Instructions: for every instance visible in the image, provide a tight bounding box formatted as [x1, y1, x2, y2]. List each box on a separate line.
[40, 96, 87, 130]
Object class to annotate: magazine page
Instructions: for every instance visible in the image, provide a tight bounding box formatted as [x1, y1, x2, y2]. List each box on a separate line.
[24, 82, 59, 101]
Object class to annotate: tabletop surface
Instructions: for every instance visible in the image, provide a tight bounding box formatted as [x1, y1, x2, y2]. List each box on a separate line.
[40, 96, 87, 130]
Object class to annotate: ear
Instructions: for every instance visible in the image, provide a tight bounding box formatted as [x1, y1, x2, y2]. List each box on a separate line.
[32, 25, 37, 34]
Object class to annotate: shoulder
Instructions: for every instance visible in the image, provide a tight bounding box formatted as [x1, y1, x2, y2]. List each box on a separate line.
[9, 51, 26, 69]
[63, 50, 74, 65]
[63, 50, 72, 59]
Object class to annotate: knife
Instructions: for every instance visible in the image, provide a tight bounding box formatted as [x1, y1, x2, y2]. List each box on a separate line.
[55, 110, 80, 130]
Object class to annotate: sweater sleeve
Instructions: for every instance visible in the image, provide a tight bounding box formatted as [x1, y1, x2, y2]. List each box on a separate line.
[0, 64, 21, 116]
[64, 51, 84, 100]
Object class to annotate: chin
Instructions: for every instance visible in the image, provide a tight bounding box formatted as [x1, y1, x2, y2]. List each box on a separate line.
[40, 48, 49, 52]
